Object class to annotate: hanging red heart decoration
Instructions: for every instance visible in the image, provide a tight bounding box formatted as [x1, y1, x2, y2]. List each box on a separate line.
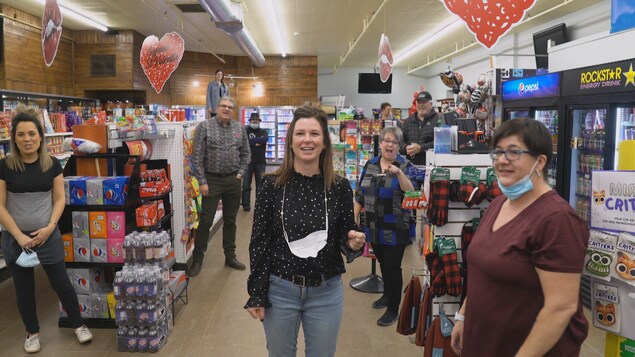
[378, 33, 393, 83]
[442, 0, 536, 49]
[140, 32, 185, 94]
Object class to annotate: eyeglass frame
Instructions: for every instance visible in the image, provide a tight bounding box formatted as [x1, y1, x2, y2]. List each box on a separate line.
[381, 139, 400, 146]
[489, 149, 536, 161]
[218, 104, 234, 110]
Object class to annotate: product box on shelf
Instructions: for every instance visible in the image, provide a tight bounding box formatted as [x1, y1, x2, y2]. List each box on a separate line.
[107, 238, 125, 263]
[69, 177, 89, 205]
[107, 291, 117, 318]
[73, 238, 91, 262]
[89, 211, 107, 239]
[77, 294, 92, 319]
[72, 211, 89, 238]
[62, 233, 74, 262]
[72, 267, 104, 294]
[168, 271, 187, 298]
[136, 202, 158, 227]
[91, 239, 108, 263]
[103, 176, 129, 205]
[63, 176, 82, 204]
[87, 177, 105, 205]
[107, 211, 126, 238]
[91, 291, 111, 319]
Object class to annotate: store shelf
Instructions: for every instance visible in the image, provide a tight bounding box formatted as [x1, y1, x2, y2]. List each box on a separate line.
[46, 132, 73, 137]
[59, 317, 116, 329]
[65, 261, 124, 269]
[65, 201, 140, 211]
[139, 187, 173, 203]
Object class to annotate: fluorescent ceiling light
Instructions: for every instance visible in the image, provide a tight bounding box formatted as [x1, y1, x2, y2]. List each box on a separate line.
[35, 0, 108, 32]
[393, 18, 462, 65]
[264, 0, 287, 57]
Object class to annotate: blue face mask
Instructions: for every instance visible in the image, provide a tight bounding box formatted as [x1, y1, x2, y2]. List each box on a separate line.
[15, 248, 40, 268]
[250, 123, 260, 129]
[497, 159, 540, 200]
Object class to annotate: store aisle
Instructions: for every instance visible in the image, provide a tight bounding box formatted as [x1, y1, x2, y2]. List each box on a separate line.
[0, 208, 606, 357]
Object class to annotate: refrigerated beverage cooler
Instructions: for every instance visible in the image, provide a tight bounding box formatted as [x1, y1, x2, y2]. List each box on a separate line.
[561, 58, 635, 226]
[239, 106, 295, 163]
[501, 72, 563, 192]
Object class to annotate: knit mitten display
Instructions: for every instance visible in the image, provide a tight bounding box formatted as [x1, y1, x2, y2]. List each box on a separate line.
[458, 181, 477, 207]
[441, 252, 462, 297]
[472, 181, 488, 206]
[427, 180, 450, 226]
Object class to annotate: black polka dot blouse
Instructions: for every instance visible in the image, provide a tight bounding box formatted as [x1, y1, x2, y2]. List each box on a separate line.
[245, 171, 362, 308]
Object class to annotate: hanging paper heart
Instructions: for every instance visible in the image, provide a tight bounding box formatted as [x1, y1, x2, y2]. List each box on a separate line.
[378, 33, 393, 83]
[442, 0, 537, 49]
[42, 0, 63, 67]
[140, 32, 185, 94]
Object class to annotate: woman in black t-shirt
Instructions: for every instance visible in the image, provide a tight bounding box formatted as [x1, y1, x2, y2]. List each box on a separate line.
[0, 108, 93, 353]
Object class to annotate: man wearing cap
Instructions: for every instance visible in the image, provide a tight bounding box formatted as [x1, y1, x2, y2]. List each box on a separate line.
[190, 96, 250, 276]
[242, 112, 268, 212]
[400, 91, 445, 165]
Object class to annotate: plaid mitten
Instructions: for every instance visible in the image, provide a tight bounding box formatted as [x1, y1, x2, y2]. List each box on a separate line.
[441, 252, 462, 297]
[487, 179, 502, 201]
[425, 251, 446, 296]
[460, 222, 474, 267]
[472, 181, 488, 206]
[458, 181, 477, 207]
[427, 180, 450, 226]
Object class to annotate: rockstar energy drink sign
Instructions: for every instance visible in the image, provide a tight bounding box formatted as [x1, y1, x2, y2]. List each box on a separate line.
[563, 58, 635, 96]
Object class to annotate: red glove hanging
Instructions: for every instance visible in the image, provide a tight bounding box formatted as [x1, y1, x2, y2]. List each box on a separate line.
[472, 181, 488, 206]
[458, 181, 477, 207]
[427, 180, 450, 226]
[441, 252, 462, 297]
[487, 179, 502, 201]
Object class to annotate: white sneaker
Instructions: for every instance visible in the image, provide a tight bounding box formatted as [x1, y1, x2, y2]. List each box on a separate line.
[74, 325, 93, 344]
[24, 334, 41, 353]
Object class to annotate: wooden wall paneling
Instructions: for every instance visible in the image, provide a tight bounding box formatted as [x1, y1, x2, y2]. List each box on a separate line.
[73, 30, 137, 97]
[1, 5, 74, 96]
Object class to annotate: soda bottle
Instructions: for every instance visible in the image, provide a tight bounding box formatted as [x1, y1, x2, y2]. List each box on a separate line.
[117, 326, 129, 352]
[125, 300, 136, 325]
[127, 326, 139, 352]
[145, 232, 155, 261]
[113, 272, 124, 299]
[124, 272, 137, 298]
[146, 301, 157, 324]
[147, 327, 160, 353]
[146, 269, 158, 299]
[137, 327, 149, 352]
[134, 269, 146, 297]
[136, 233, 147, 261]
[115, 301, 128, 326]
[137, 301, 149, 325]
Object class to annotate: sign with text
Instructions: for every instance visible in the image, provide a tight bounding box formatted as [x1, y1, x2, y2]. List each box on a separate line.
[562, 58, 635, 96]
[591, 170, 635, 234]
[501, 72, 560, 101]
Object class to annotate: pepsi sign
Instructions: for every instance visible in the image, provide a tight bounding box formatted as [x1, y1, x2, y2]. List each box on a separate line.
[502, 73, 560, 101]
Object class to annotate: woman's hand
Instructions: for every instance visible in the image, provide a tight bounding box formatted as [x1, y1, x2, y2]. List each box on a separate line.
[347, 230, 365, 251]
[15, 233, 34, 249]
[28, 223, 55, 247]
[384, 163, 402, 176]
[247, 307, 266, 321]
[451, 320, 464, 355]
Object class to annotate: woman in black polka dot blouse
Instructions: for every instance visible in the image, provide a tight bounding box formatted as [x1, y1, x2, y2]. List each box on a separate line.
[245, 105, 365, 357]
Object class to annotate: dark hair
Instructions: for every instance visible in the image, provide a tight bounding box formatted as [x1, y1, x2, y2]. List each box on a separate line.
[215, 69, 224, 84]
[492, 118, 552, 177]
[7, 105, 53, 172]
[380, 102, 391, 111]
[269, 105, 337, 189]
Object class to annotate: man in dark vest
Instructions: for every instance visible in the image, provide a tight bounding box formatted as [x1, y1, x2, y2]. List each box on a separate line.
[400, 91, 445, 165]
[242, 112, 269, 212]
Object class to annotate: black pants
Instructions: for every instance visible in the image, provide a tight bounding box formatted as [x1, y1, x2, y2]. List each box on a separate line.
[194, 173, 242, 262]
[371, 243, 407, 313]
[242, 162, 266, 209]
[10, 260, 83, 334]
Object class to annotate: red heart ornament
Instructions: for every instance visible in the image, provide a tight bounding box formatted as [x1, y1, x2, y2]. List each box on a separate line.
[42, 0, 63, 67]
[140, 32, 185, 94]
[443, 0, 536, 48]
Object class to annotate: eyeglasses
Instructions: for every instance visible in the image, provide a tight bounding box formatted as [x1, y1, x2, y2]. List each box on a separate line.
[489, 149, 534, 161]
[382, 139, 399, 145]
[218, 104, 234, 110]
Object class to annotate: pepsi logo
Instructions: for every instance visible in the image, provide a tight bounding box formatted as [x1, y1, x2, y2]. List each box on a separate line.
[77, 247, 88, 256]
[105, 189, 117, 200]
[93, 247, 104, 257]
[79, 303, 89, 313]
[72, 188, 85, 199]
[518, 82, 539, 96]
[76, 277, 88, 287]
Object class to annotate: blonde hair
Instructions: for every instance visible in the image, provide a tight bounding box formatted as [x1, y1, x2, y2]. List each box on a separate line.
[6, 105, 53, 172]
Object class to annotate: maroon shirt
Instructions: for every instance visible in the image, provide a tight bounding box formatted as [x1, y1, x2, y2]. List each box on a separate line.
[463, 190, 589, 356]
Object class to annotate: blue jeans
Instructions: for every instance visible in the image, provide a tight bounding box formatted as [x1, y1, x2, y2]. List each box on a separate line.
[242, 163, 266, 208]
[263, 274, 343, 357]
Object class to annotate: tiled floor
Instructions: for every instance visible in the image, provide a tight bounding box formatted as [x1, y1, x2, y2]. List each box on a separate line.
[0, 209, 606, 356]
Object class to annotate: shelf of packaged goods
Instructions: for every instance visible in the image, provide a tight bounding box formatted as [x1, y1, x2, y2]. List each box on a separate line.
[111, 130, 175, 141]
[65, 261, 125, 269]
[140, 211, 174, 232]
[65, 201, 141, 212]
[139, 187, 173, 203]
[59, 317, 117, 329]
[46, 132, 73, 137]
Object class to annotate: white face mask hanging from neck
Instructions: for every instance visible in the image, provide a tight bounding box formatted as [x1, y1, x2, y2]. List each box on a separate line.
[281, 185, 328, 258]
